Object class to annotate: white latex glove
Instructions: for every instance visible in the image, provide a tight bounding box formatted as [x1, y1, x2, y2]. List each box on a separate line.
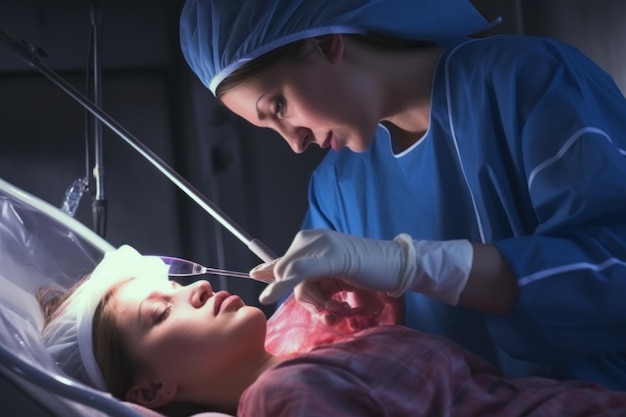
[251, 229, 473, 310]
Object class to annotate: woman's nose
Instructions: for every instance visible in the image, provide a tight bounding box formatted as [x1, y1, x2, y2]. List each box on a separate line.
[188, 280, 213, 308]
[281, 125, 311, 154]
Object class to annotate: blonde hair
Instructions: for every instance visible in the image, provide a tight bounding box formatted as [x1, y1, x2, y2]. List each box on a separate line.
[39, 278, 140, 398]
[40, 279, 206, 417]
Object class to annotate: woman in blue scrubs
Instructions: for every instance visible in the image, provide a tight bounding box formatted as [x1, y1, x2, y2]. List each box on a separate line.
[179, 0, 626, 389]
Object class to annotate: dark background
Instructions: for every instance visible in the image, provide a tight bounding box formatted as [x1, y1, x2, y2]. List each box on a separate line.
[0, 0, 625, 311]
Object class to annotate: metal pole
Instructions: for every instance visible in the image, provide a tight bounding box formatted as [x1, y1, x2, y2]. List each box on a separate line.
[90, 0, 107, 238]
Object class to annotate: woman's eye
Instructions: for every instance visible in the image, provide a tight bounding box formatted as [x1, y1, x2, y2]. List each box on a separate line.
[155, 305, 171, 325]
[273, 97, 285, 117]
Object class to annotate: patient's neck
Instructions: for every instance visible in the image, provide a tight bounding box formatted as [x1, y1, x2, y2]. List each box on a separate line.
[195, 351, 283, 414]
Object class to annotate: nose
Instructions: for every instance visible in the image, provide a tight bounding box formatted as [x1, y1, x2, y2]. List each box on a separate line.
[188, 280, 213, 308]
[279, 125, 311, 154]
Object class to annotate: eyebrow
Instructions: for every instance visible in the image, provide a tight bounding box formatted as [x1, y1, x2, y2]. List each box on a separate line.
[256, 93, 268, 121]
[137, 298, 149, 328]
[137, 291, 159, 328]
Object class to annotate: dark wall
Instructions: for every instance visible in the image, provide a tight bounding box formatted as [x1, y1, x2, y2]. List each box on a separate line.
[520, 0, 626, 93]
[0, 0, 184, 259]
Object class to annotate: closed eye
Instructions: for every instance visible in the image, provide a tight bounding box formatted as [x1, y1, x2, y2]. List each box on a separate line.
[154, 305, 171, 325]
[152, 281, 179, 324]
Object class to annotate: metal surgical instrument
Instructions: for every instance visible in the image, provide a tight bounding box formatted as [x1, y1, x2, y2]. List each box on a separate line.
[154, 255, 272, 284]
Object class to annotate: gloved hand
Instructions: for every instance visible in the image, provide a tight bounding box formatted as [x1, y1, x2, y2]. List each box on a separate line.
[250, 229, 473, 310]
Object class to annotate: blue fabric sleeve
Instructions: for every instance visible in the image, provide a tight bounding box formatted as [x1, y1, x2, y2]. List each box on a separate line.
[488, 39, 626, 364]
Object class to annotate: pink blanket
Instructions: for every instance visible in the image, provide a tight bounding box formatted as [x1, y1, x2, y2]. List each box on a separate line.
[265, 289, 404, 357]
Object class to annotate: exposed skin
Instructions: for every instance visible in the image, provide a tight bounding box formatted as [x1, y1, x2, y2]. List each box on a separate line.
[112, 278, 282, 414]
[222, 34, 518, 315]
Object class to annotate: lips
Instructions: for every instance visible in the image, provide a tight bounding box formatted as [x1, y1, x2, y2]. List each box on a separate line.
[213, 291, 244, 315]
[321, 132, 332, 149]
[213, 291, 230, 316]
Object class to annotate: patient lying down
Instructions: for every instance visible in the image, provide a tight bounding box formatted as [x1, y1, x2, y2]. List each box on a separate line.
[39, 246, 626, 417]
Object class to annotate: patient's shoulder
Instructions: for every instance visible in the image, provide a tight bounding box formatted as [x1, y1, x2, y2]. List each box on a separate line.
[239, 325, 469, 417]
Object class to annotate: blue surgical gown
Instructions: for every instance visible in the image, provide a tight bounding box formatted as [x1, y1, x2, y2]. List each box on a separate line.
[301, 35, 626, 389]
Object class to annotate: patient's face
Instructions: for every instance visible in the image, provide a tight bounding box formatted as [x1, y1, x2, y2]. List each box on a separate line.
[111, 278, 267, 389]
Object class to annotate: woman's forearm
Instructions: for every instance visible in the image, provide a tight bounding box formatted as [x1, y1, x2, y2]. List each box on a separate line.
[458, 244, 518, 315]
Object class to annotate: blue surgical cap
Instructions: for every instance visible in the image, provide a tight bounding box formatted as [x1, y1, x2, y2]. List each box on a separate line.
[180, 0, 498, 95]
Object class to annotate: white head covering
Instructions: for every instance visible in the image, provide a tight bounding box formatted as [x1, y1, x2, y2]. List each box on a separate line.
[179, 0, 498, 95]
[41, 245, 169, 391]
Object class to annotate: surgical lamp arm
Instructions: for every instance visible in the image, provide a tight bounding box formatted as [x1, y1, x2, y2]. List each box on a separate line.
[0, 28, 277, 263]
